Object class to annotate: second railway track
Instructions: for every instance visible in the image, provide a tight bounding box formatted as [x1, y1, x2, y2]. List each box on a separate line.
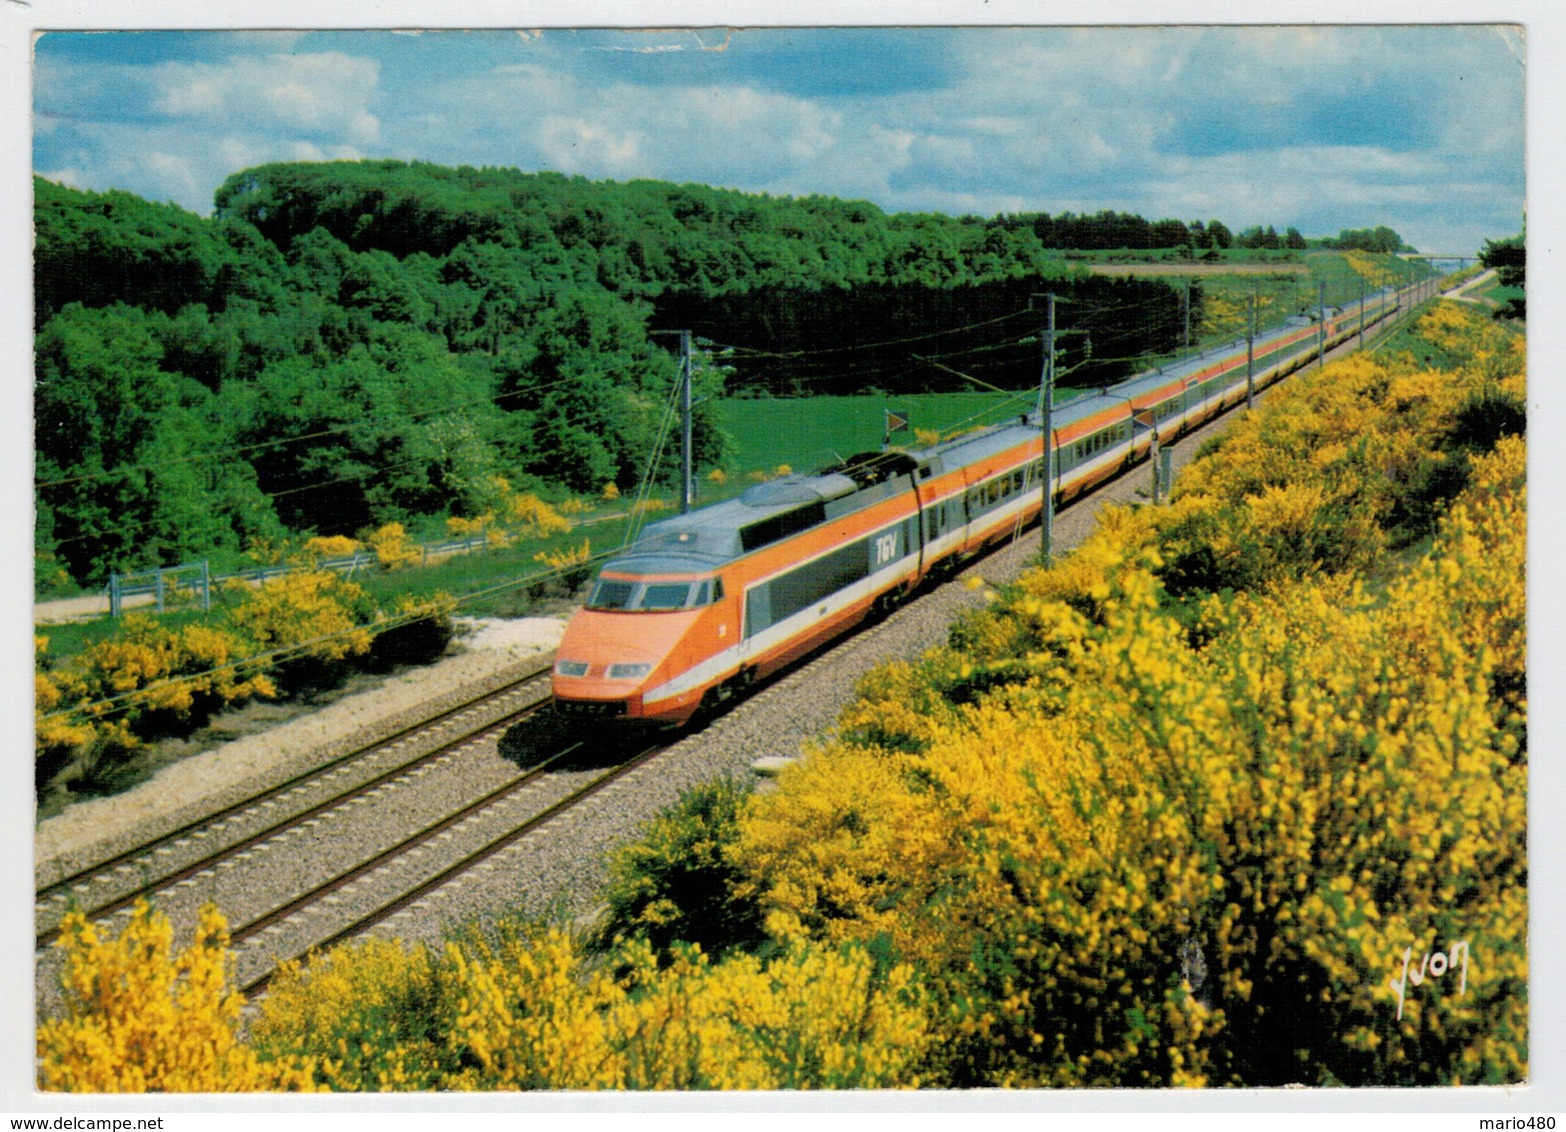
[35, 662, 557, 949]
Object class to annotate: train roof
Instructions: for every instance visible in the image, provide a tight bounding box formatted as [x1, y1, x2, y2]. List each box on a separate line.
[599, 291, 1396, 578]
[605, 420, 1047, 576]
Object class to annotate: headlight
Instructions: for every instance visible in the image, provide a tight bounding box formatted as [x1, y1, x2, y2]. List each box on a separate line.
[607, 662, 652, 680]
[554, 660, 589, 677]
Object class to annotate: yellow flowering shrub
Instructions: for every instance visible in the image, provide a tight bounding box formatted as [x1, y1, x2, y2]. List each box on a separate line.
[252, 919, 929, 1090]
[445, 513, 490, 539]
[507, 493, 571, 539]
[447, 511, 516, 548]
[38, 902, 318, 1092]
[37, 570, 377, 801]
[251, 937, 444, 1091]
[608, 940, 931, 1089]
[365, 522, 421, 570]
[225, 570, 373, 661]
[733, 303, 1526, 1087]
[533, 539, 591, 574]
[300, 534, 361, 562]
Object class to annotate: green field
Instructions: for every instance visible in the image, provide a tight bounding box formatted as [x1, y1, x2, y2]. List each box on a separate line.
[709, 389, 1077, 486]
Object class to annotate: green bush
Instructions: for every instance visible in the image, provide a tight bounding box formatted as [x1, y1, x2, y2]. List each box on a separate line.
[598, 778, 768, 960]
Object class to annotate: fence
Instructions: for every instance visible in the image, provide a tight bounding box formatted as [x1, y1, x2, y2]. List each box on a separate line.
[107, 561, 213, 618]
[102, 533, 498, 619]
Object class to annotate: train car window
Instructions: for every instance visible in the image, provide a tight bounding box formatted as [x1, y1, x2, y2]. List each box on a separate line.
[739, 502, 828, 553]
[711, 577, 725, 602]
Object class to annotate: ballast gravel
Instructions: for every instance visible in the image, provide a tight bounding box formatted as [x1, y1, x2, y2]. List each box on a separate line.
[33, 617, 566, 886]
[365, 413, 1241, 952]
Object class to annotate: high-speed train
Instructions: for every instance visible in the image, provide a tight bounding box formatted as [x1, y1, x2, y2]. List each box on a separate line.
[551, 286, 1405, 727]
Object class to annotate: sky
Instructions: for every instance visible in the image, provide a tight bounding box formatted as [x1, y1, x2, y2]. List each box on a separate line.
[30, 23, 1527, 255]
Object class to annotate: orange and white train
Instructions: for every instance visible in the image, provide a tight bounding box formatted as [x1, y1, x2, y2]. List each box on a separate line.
[552, 287, 1405, 726]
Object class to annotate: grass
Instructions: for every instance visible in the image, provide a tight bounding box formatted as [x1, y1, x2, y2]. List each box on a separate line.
[1368, 301, 1462, 367]
[1105, 251, 1433, 358]
[711, 389, 1083, 484]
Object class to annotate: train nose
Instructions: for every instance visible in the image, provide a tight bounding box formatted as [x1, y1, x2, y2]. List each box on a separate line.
[551, 610, 702, 717]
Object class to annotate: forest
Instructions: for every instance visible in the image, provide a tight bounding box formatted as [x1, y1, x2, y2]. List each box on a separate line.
[36, 159, 1332, 588]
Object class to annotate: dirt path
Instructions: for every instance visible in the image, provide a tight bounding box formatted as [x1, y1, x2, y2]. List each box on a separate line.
[1442, 268, 1499, 305]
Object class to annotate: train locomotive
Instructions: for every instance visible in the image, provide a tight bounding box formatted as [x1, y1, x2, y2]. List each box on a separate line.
[551, 287, 1404, 727]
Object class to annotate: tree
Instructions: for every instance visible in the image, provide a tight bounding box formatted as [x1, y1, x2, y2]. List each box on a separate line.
[35, 303, 281, 583]
[1479, 233, 1525, 320]
[1150, 218, 1191, 249]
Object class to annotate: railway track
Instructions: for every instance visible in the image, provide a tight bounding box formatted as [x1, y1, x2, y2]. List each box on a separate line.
[33, 646, 702, 1005]
[234, 734, 668, 994]
[35, 663, 555, 951]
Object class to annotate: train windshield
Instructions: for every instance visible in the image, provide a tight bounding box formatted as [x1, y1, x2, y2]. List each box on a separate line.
[586, 578, 721, 612]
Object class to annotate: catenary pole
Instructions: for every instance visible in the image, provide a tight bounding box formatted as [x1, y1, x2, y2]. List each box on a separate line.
[680, 329, 693, 514]
[1034, 294, 1058, 566]
[1317, 282, 1327, 369]
[1246, 288, 1256, 411]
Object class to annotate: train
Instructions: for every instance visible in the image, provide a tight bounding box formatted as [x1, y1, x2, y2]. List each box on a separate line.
[551, 285, 1407, 727]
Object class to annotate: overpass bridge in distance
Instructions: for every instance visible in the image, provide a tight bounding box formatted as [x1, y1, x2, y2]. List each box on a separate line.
[1398, 252, 1477, 269]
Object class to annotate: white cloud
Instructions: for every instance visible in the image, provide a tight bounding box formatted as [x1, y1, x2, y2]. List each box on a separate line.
[152, 52, 382, 146]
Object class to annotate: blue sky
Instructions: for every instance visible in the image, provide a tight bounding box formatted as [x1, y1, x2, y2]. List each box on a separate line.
[31, 24, 1525, 254]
